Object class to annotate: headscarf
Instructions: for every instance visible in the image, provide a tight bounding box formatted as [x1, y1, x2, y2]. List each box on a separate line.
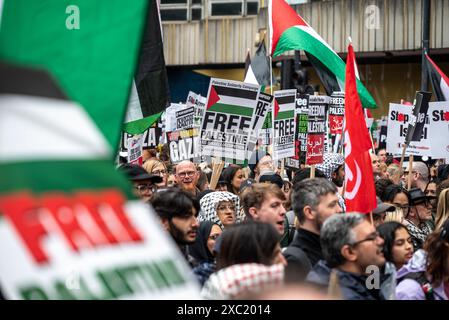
[189, 221, 217, 263]
[198, 191, 242, 229]
[315, 153, 344, 181]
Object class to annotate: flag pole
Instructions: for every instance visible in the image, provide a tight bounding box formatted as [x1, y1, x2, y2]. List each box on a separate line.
[407, 155, 414, 190]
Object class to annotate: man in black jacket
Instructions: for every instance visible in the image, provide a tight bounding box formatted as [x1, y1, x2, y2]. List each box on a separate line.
[306, 214, 394, 300]
[283, 178, 343, 281]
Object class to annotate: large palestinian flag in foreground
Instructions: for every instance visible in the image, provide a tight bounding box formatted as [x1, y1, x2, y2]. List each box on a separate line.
[0, 64, 200, 300]
[425, 53, 449, 101]
[269, 0, 376, 108]
[0, 0, 148, 151]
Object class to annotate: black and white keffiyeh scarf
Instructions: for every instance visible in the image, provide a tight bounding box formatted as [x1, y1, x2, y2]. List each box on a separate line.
[198, 191, 242, 229]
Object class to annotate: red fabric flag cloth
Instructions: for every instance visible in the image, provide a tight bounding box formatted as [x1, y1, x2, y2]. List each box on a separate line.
[344, 44, 377, 213]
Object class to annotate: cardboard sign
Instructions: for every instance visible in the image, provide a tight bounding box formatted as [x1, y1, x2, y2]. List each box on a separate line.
[127, 135, 143, 165]
[165, 103, 187, 133]
[247, 92, 273, 159]
[273, 89, 297, 160]
[167, 128, 201, 164]
[329, 92, 345, 134]
[287, 93, 309, 168]
[386, 101, 449, 159]
[200, 78, 259, 163]
[176, 107, 195, 130]
[306, 95, 327, 165]
[405, 91, 432, 144]
[186, 91, 206, 127]
[0, 193, 201, 299]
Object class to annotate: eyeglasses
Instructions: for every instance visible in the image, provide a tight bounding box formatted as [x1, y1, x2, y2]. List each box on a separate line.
[349, 231, 380, 247]
[217, 204, 236, 212]
[176, 171, 196, 178]
[152, 169, 167, 176]
[134, 184, 157, 193]
[208, 234, 220, 240]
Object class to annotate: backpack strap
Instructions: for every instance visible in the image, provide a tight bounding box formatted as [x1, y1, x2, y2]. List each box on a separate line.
[400, 272, 435, 300]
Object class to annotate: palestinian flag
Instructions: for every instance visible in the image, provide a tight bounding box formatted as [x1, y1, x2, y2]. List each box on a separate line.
[206, 80, 259, 117]
[269, 0, 376, 108]
[244, 39, 274, 87]
[0, 0, 148, 152]
[124, 0, 170, 135]
[425, 53, 449, 101]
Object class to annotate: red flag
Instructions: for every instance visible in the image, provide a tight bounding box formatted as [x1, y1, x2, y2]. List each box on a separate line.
[344, 44, 376, 213]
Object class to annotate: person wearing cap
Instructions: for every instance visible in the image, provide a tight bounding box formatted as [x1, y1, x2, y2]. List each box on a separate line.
[396, 220, 449, 300]
[372, 197, 396, 227]
[117, 163, 162, 202]
[404, 188, 434, 251]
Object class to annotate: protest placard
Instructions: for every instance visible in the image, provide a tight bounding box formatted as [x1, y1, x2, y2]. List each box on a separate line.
[186, 91, 206, 127]
[246, 92, 273, 160]
[306, 95, 327, 165]
[286, 93, 309, 168]
[260, 108, 273, 146]
[386, 103, 434, 157]
[165, 103, 187, 132]
[329, 92, 345, 134]
[121, 127, 162, 151]
[175, 107, 195, 130]
[200, 78, 259, 163]
[273, 89, 297, 160]
[127, 134, 143, 165]
[167, 128, 201, 163]
[427, 101, 449, 159]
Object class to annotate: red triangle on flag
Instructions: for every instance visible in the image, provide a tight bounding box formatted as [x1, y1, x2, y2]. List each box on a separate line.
[270, 0, 308, 55]
[207, 86, 220, 110]
[274, 98, 280, 118]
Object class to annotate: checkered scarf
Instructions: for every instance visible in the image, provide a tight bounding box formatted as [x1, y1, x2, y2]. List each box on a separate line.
[200, 263, 284, 300]
[315, 153, 344, 181]
[198, 191, 242, 229]
[405, 219, 433, 250]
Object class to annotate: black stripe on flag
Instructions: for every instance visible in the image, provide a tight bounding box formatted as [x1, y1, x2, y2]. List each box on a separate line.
[214, 85, 258, 100]
[0, 63, 68, 100]
[275, 95, 295, 105]
[426, 54, 449, 102]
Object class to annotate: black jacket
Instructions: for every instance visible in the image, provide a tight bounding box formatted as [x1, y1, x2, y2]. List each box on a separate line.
[307, 260, 395, 300]
[284, 228, 322, 266]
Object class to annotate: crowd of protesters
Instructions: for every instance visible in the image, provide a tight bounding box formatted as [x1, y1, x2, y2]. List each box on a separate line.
[117, 146, 449, 300]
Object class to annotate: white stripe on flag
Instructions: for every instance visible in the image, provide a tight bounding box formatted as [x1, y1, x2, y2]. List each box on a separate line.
[0, 95, 110, 162]
[244, 65, 259, 85]
[440, 77, 449, 101]
[124, 80, 143, 123]
[0, 0, 4, 28]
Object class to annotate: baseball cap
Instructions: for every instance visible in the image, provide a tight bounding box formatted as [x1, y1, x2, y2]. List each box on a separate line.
[372, 197, 396, 215]
[118, 163, 163, 183]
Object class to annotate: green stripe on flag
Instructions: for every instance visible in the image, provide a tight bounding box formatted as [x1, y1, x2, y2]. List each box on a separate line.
[0, 0, 149, 151]
[0, 160, 134, 198]
[209, 103, 254, 117]
[123, 112, 162, 135]
[274, 26, 376, 109]
[276, 110, 295, 120]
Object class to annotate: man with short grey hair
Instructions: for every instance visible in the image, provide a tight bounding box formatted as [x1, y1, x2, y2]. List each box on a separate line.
[401, 161, 429, 191]
[307, 213, 394, 300]
[175, 160, 200, 197]
[283, 178, 343, 281]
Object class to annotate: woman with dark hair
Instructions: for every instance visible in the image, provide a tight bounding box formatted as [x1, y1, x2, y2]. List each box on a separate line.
[381, 184, 411, 220]
[396, 220, 449, 300]
[201, 222, 286, 299]
[221, 165, 244, 195]
[377, 222, 414, 270]
[216, 221, 286, 270]
[190, 221, 222, 286]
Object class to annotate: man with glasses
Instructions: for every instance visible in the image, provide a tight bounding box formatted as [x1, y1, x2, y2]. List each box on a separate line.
[307, 214, 394, 300]
[401, 161, 429, 191]
[404, 188, 433, 251]
[175, 160, 200, 197]
[118, 163, 162, 202]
